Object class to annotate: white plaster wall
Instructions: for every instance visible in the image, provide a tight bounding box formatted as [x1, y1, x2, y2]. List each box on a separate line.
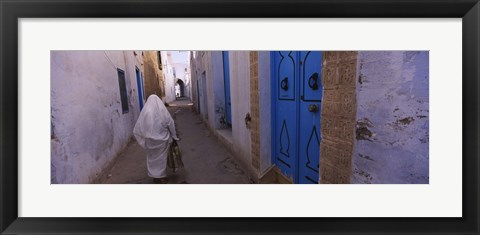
[190, 53, 199, 112]
[198, 51, 213, 120]
[229, 51, 252, 167]
[51, 50, 142, 183]
[352, 51, 429, 184]
[172, 63, 187, 81]
[258, 52, 273, 174]
[184, 73, 191, 99]
[204, 52, 216, 126]
[162, 51, 176, 103]
[184, 52, 192, 98]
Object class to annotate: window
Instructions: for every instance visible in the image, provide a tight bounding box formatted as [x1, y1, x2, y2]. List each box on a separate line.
[117, 69, 129, 114]
[157, 51, 162, 70]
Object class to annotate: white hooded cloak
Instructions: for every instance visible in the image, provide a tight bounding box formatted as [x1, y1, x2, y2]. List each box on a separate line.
[133, 95, 178, 178]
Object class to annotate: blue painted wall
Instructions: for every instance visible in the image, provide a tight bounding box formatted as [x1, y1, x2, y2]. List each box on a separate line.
[352, 51, 429, 184]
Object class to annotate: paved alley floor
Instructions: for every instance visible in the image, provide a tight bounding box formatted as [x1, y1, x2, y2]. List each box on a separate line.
[101, 98, 251, 184]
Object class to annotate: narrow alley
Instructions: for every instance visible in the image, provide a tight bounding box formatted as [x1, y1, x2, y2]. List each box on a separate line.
[51, 50, 429, 184]
[100, 98, 251, 184]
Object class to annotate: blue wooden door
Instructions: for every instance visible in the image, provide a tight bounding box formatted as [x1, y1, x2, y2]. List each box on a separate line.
[272, 51, 322, 184]
[272, 51, 299, 181]
[135, 67, 144, 110]
[223, 51, 232, 126]
[297, 51, 322, 184]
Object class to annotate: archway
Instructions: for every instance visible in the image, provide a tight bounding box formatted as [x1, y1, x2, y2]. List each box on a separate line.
[175, 79, 185, 98]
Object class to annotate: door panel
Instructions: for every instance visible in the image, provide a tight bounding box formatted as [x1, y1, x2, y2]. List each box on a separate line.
[278, 51, 296, 101]
[273, 51, 322, 184]
[135, 68, 144, 111]
[223, 52, 232, 126]
[273, 51, 298, 180]
[298, 51, 322, 184]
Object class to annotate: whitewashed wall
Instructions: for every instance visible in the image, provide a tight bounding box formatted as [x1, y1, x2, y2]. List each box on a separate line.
[51, 51, 143, 183]
[162, 52, 176, 103]
[229, 51, 252, 168]
[190, 52, 199, 112]
[199, 52, 211, 121]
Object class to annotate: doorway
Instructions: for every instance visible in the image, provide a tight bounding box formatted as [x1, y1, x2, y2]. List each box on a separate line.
[272, 51, 323, 184]
[222, 51, 232, 127]
[196, 78, 201, 113]
[175, 79, 185, 98]
[135, 67, 145, 111]
[201, 71, 208, 120]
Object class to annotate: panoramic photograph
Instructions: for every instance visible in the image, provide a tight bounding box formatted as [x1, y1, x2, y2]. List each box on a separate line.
[50, 50, 429, 184]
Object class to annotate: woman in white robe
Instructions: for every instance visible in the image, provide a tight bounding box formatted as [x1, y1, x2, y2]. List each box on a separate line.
[133, 95, 179, 183]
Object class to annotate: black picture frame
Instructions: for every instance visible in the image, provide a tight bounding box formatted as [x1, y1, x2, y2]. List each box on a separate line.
[1, 0, 478, 234]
